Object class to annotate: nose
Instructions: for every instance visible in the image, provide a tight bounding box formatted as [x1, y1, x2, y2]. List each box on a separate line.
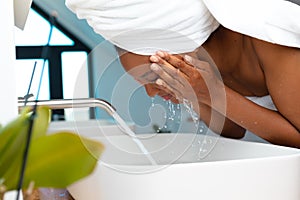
[144, 84, 160, 97]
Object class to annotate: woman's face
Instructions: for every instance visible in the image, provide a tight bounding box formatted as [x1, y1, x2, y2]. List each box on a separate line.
[118, 50, 179, 103]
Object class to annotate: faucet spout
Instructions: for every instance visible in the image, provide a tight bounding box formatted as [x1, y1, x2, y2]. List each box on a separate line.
[18, 98, 116, 116]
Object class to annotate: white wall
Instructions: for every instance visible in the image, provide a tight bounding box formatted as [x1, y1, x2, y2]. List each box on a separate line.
[0, 0, 18, 124]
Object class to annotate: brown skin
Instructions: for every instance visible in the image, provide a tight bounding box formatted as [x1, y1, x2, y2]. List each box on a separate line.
[117, 26, 300, 148]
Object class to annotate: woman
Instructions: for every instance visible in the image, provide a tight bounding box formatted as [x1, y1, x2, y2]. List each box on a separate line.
[66, 0, 300, 148]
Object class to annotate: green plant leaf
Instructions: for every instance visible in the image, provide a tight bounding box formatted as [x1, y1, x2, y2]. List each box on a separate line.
[25, 132, 104, 188]
[31, 106, 52, 140]
[0, 107, 51, 180]
[3, 132, 104, 190]
[1, 106, 104, 191]
[0, 111, 30, 177]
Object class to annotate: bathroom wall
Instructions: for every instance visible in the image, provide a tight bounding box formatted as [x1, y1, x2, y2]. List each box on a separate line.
[0, 0, 18, 124]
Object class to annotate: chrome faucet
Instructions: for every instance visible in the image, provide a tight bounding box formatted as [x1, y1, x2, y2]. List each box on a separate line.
[18, 98, 116, 116]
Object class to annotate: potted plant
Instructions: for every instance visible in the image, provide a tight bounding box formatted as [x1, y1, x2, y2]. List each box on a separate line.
[0, 106, 104, 199]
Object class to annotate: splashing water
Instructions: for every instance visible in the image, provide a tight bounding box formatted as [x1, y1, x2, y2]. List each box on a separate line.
[182, 99, 199, 125]
[151, 98, 180, 133]
[151, 97, 155, 107]
[124, 97, 207, 163]
[181, 99, 211, 159]
[152, 97, 204, 134]
[112, 112, 157, 165]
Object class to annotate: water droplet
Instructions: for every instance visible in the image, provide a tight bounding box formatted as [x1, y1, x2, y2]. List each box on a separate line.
[151, 97, 155, 107]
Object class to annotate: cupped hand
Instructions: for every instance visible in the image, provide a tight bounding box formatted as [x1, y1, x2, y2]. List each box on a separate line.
[149, 51, 225, 109]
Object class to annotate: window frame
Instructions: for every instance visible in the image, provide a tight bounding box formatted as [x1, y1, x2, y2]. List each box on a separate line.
[15, 2, 92, 120]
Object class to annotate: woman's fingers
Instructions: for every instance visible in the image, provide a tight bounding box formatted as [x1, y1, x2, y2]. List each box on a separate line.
[149, 51, 216, 105]
[149, 53, 199, 100]
[155, 51, 209, 75]
[155, 79, 182, 99]
[150, 63, 184, 94]
[155, 51, 197, 77]
[150, 55, 190, 82]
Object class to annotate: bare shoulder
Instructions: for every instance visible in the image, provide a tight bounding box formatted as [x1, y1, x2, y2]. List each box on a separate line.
[251, 38, 300, 130]
[250, 38, 300, 81]
[251, 38, 300, 63]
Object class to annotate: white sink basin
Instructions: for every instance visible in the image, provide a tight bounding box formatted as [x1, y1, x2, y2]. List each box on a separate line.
[63, 128, 300, 200]
[48, 119, 134, 137]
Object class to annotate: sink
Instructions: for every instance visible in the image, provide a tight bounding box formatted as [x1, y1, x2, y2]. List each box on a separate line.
[48, 119, 135, 137]
[59, 125, 300, 200]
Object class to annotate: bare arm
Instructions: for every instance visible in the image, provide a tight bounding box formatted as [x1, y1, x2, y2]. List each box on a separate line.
[198, 102, 246, 139]
[214, 39, 300, 148]
[149, 46, 300, 148]
[246, 39, 300, 147]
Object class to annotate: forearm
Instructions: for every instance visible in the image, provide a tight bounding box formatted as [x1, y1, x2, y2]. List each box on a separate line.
[214, 87, 300, 148]
[197, 103, 246, 139]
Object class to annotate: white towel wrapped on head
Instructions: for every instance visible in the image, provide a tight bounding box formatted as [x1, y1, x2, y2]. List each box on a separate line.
[202, 0, 300, 48]
[66, 0, 220, 55]
[66, 0, 300, 55]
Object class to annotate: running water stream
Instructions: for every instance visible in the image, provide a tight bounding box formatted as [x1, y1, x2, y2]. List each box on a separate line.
[112, 112, 157, 165]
